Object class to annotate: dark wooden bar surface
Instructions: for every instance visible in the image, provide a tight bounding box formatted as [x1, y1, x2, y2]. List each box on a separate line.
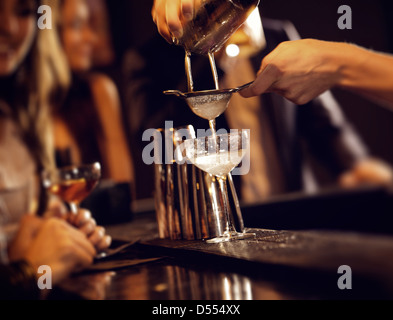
[50, 202, 393, 300]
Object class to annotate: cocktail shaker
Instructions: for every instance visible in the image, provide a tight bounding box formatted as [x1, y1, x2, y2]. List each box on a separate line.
[154, 125, 244, 241]
[154, 126, 223, 240]
[173, 0, 261, 55]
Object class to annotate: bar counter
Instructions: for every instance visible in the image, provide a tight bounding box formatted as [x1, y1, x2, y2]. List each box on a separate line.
[49, 187, 393, 301]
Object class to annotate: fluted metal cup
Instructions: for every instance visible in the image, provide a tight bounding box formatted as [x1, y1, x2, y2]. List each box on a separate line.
[154, 125, 245, 241]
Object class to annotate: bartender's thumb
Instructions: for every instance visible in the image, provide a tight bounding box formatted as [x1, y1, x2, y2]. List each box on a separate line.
[239, 65, 276, 98]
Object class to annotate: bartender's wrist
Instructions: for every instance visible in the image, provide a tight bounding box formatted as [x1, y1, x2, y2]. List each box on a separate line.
[334, 42, 369, 90]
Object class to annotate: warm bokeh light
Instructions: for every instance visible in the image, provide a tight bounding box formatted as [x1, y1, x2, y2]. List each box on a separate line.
[226, 44, 240, 57]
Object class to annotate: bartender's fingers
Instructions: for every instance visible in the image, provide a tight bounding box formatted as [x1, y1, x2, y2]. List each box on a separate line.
[152, 0, 181, 43]
[239, 64, 279, 98]
[181, 0, 195, 21]
[152, 0, 171, 42]
[151, 0, 162, 23]
[166, 0, 184, 39]
[152, 0, 198, 43]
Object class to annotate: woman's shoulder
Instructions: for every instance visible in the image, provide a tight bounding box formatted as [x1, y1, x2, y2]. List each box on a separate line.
[86, 72, 123, 126]
[88, 73, 119, 100]
[87, 73, 121, 112]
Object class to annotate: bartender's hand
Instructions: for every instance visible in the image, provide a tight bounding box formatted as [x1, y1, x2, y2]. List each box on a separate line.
[240, 39, 393, 108]
[152, 0, 202, 43]
[339, 158, 393, 189]
[240, 39, 345, 105]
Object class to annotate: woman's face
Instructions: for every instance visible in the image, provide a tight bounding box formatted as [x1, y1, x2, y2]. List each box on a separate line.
[0, 0, 37, 76]
[61, 0, 96, 72]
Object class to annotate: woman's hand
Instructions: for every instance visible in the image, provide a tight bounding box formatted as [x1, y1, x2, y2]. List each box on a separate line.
[67, 209, 112, 253]
[45, 197, 112, 252]
[9, 215, 97, 285]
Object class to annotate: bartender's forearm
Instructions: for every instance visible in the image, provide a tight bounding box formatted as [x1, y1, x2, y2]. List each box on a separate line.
[336, 43, 393, 108]
[240, 39, 393, 108]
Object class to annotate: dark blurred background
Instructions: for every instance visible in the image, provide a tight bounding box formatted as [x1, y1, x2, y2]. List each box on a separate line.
[106, 0, 393, 166]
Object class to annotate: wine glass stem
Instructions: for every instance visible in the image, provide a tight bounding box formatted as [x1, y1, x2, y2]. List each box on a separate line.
[69, 202, 78, 215]
[218, 175, 236, 234]
[228, 173, 244, 233]
[208, 51, 220, 90]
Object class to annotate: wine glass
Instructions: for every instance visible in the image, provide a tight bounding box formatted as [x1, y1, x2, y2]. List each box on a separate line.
[184, 130, 255, 243]
[42, 163, 101, 214]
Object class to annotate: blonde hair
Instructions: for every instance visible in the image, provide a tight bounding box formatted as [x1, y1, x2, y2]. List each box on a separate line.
[12, 0, 70, 212]
[36, 0, 70, 168]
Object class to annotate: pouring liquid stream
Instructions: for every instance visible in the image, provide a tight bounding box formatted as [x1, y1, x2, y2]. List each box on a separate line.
[185, 50, 221, 137]
[186, 50, 216, 133]
[208, 52, 220, 138]
[185, 51, 194, 93]
[184, 49, 246, 234]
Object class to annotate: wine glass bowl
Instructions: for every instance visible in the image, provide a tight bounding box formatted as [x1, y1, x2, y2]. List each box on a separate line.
[42, 162, 101, 214]
[184, 131, 248, 178]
